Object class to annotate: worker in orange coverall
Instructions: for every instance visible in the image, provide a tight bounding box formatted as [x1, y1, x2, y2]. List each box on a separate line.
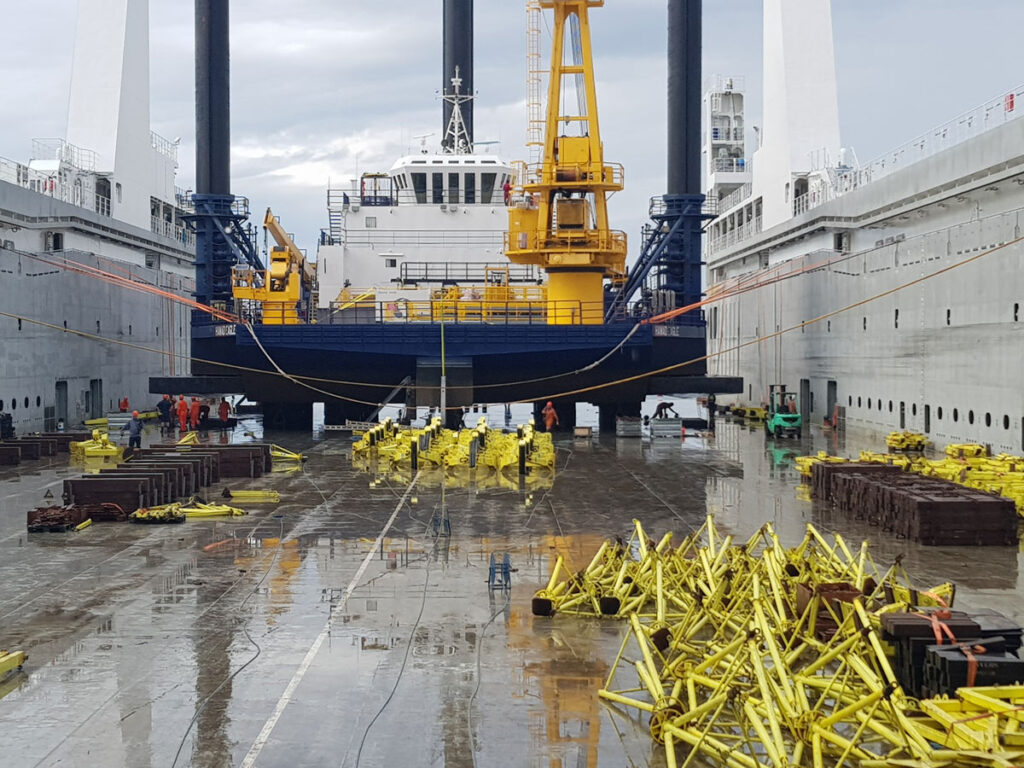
[541, 401, 559, 432]
[189, 397, 201, 430]
[176, 395, 189, 432]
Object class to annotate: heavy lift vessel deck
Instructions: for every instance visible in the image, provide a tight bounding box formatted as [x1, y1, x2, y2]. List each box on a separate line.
[155, 0, 741, 428]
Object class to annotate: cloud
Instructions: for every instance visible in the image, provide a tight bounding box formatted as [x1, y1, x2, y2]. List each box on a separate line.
[3, 0, 1024, 265]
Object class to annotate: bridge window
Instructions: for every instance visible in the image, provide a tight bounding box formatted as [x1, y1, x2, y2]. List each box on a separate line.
[448, 173, 460, 204]
[481, 173, 497, 204]
[465, 173, 476, 204]
[411, 173, 427, 204]
[432, 173, 444, 204]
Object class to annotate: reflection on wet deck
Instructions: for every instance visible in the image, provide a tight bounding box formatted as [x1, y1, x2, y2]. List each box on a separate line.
[0, 415, 1019, 767]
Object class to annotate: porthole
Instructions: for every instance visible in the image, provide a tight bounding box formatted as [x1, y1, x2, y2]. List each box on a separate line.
[894, 309, 899, 329]
[827, 320, 831, 333]
[953, 408, 959, 423]
[912, 404, 917, 416]
[985, 412, 992, 427]
[878, 399, 883, 412]
[946, 309, 951, 326]
[848, 396, 853, 407]
[888, 401, 893, 413]
[1015, 303, 1020, 322]
[968, 410, 975, 425]
[23, 397, 28, 408]
[35, 396, 41, 407]
[858, 397, 862, 408]
[938, 407, 943, 420]
[1004, 415, 1010, 430]
[10, 399, 15, 410]
[868, 398, 872, 409]
[863, 317, 867, 330]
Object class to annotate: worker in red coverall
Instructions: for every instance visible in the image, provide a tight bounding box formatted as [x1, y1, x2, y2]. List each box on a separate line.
[118, 396, 130, 413]
[176, 395, 189, 432]
[189, 397, 201, 430]
[218, 397, 231, 432]
[541, 401, 559, 432]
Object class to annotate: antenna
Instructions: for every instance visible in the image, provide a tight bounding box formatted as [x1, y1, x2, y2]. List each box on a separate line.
[440, 65, 474, 155]
[413, 133, 434, 155]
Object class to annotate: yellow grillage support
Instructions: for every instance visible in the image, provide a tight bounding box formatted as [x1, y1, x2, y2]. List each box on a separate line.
[799, 438, 1024, 517]
[535, 517, 1024, 767]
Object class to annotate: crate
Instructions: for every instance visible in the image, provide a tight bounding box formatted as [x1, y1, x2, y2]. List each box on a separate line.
[573, 426, 593, 439]
[615, 417, 642, 438]
[650, 419, 684, 439]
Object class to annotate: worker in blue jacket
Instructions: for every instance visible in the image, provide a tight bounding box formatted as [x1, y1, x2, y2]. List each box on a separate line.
[121, 410, 144, 451]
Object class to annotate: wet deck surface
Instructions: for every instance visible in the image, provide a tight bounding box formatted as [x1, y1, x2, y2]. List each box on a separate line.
[0, 412, 1021, 767]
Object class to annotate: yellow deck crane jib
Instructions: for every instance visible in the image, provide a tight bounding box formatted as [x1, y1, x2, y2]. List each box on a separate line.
[506, 0, 626, 325]
[231, 208, 315, 324]
[263, 207, 315, 288]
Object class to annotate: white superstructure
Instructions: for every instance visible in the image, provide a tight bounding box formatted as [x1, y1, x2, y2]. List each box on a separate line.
[0, 0, 194, 432]
[704, 0, 1024, 452]
[315, 77, 529, 307]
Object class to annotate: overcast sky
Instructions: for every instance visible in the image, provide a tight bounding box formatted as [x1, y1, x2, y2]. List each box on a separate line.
[3, 1, 1023, 259]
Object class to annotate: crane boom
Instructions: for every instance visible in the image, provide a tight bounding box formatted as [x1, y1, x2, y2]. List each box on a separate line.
[505, 0, 625, 325]
[264, 208, 315, 287]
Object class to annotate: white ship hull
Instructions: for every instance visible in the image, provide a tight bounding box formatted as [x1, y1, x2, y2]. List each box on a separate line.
[0, 179, 193, 433]
[707, 116, 1024, 451]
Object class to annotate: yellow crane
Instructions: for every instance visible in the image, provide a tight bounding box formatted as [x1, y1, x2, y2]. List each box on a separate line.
[506, 0, 626, 325]
[232, 208, 316, 324]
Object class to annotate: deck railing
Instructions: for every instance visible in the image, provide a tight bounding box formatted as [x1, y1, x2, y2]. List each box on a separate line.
[319, 298, 609, 326]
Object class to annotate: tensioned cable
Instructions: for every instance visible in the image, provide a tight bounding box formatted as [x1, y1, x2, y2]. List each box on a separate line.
[10, 230, 846, 396]
[505, 233, 1024, 404]
[0, 244, 861, 400]
[4, 233, 1019, 408]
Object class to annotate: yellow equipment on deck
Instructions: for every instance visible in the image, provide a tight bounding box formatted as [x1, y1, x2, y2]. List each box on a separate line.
[70, 429, 123, 460]
[232, 208, 316, 324]
[505, 0, 626, 325]
[0, 650, 27, 680]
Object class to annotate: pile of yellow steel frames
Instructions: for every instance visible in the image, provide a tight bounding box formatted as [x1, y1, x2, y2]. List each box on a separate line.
[270, 444, 305, 462]
[352, 416, 555, 473]
[731, 406, 768, 421]
[797, 442, 1024, 518]
[534, 517, 1024, 767]
[885, 431, 929, 452]
[130, 497, 246, 522]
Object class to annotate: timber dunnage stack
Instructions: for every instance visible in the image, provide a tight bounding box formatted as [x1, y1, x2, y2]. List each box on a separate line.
[0, 432, 92, 465]
[811, 461, 1017, 545]
[27, 442, 279, 531]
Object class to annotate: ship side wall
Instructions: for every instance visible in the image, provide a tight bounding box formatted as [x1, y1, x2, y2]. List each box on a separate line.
[708, 120, 1024, 451]
[1, 180, 194, 433]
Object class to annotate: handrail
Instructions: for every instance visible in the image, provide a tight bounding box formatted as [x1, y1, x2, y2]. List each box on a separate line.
[322, 298, 611, 326]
